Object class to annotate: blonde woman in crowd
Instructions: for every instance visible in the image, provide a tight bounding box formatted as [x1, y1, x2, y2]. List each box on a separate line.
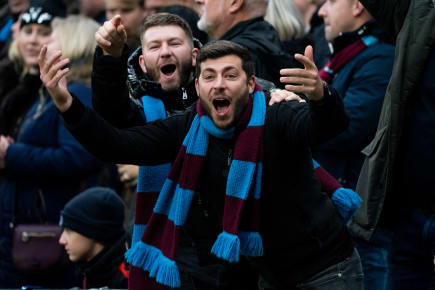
[265, 0, 312, 63]
[265, 0, 305, 41]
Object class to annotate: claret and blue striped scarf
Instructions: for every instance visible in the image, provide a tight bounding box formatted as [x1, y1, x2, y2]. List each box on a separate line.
[126, 84, 266, 289]
[319, 35, 378, 84]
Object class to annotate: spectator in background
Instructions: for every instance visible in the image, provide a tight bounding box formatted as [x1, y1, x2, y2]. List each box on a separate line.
[348, 0, 435, 289]
[0, 25, 46, 138]
[305, 0, 394, 289]
[195, 0, 297, 88]
[0, 0, 29, 60]
[104, 0, 146, 50]
[80, 0, 105, 24]
[0, 11, 112, 288]
[265, 0, 312, 58]
[59, 187, 128, 289]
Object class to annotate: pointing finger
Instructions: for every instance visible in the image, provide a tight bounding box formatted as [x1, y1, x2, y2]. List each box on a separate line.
[111, 15, 122, 27]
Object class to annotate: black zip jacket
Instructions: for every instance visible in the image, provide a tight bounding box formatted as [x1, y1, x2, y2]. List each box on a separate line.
[61, 85, 353, 288]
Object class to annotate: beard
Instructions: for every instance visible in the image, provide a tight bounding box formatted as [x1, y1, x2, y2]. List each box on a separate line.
[197, 10, 213, 34]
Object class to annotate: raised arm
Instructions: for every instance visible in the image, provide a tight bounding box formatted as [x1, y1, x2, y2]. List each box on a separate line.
[39, 44, 184, 166]
[92, 15, 145, 128]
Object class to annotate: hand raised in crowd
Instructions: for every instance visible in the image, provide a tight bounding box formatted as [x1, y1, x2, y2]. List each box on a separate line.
[269, 89, 306, 106]
[280, 45, 324, 101]
[39, 45, 72, 112]
[95, 15, 128, 57]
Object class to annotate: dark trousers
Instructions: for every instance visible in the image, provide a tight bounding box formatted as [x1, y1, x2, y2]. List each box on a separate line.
[387, 208, 435, 290]
[259, 248, 363, 290]
[353, 228, 392, 290]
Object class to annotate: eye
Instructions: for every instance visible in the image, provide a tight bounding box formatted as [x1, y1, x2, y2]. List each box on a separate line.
[169, 41, 182, 47]
[202, 74, 215, 80]
[148, 44, 160, 50]
[22, 26, 32, 35]
[39, 28, 52, 37]
[225, 71, 238, 79]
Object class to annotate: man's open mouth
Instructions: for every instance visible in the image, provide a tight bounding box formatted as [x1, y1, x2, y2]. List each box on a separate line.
[213, 98, 231, 115]
[160, 64, 176, 76]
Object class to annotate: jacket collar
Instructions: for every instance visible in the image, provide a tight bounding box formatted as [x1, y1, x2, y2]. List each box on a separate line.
[331, 20, 380, 55]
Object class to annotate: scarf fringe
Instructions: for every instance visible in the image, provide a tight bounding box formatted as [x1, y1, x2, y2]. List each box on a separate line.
[239, 231, 264, 256]
[150, 254, 180, 287]
[331, 187, 362, 222]
[125, 241, 181, 287]
[211, 231, 240, 262]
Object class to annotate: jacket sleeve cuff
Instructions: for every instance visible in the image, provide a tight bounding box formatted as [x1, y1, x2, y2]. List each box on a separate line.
[61, 93, 88, 130]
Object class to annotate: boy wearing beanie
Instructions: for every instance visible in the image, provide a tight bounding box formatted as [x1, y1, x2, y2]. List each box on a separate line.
[59, 187, 128, 289]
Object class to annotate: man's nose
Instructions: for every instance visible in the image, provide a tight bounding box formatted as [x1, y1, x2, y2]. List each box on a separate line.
[212, 75, 225, 89]
[160, 42, 171, 56]
[59, 229, 66, 245]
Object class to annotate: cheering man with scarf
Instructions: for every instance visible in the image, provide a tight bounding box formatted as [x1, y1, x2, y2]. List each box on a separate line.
[40, 40, 362, 289]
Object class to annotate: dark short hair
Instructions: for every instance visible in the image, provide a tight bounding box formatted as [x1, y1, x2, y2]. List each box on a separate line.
[140, 13, 193, 45]
[195, 40, 255, 78]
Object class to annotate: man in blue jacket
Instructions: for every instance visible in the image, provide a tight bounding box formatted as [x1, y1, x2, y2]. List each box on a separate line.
[307, 0, 394, 289]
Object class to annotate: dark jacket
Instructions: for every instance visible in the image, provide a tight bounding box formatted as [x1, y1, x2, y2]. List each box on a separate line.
[0, 58, 41, 138]
[220, 17, 300, 88]
[312, 21, 394, 189]
[78, 236, 128, 289]
[61, 85, 353, 288]
[0, 83, 106, 287]
[349, 0, 435, 241]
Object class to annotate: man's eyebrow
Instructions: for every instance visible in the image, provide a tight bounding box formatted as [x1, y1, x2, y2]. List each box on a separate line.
[202, 66, 239, 73]
[147, 37, 183, 45]
[202, 67, 216, 74]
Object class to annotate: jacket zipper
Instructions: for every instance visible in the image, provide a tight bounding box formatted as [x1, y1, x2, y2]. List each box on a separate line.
[228, 148, 233, 167]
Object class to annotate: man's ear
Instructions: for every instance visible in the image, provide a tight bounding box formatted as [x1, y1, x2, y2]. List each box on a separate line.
[138, 54, 147, 73]
[353, 1, 365, 17]
[195, 77, 200, 96]
[191, 47, 199, 67]
[248, 75, 255, 94]
[228, 0, 244, 14]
